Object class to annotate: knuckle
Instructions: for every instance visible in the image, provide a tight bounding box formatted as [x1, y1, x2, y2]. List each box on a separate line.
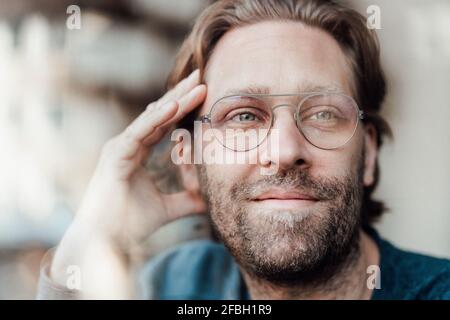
[123, 126, 135, 141]
[146, 102, 156, 111]
[150, 102, 163, 114]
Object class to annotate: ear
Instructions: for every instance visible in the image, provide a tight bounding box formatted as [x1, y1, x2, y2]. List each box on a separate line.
[176, 135, 203, 196]
[168, 129, 207, 216]
[179, 162, 201, 194]
[363, 123, 378, 187]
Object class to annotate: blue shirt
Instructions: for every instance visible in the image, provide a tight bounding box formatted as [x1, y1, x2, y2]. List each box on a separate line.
[138, 227, 450, 300]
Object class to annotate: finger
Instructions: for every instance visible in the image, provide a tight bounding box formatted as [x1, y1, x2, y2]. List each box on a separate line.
[162, 69, 200, 103]
[142, 84, 207, 146]
[119, 100, 179, 159]
[157, 69, 200, 107]
[118, 80, 205, 162]
[135, 71, 202, 147]
[170, 84, 207, 124]
[162, 191, 207, 220]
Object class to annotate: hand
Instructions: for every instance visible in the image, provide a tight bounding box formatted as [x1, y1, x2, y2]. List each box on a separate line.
[50, 69, 207, 295]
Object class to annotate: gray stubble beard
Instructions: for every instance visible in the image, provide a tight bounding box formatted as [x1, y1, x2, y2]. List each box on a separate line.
[197, 155, 364, 289]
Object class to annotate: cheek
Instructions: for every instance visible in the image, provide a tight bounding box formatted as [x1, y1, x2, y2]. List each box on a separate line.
[196, 131, 262, 183]
[310, 153, 346, 178]
[206, 161, 259, 188]
[310, 137, 364, 179]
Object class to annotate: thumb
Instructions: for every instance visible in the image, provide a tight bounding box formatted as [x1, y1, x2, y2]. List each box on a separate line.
[162, 191, 207, 221]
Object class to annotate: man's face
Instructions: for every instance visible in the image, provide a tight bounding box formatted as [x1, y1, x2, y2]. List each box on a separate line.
[195, 21, 374, 285]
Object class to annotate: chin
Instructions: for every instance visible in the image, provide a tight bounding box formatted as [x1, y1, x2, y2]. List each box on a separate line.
[238, 212, 319, 261]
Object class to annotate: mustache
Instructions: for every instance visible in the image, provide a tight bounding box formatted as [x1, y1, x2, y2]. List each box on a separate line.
[230, 169, 347, 202]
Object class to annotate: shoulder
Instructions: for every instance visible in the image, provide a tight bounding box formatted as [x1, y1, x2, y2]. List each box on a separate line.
[375, 234, 450, 300]
[138, 239, 242, 299]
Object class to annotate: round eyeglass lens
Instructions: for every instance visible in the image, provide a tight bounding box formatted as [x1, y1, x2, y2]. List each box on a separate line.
[296, 93, 360, 149]
[209, 95, 272, 151]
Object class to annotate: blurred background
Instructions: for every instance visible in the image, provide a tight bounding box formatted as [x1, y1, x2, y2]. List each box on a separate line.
[0, 0, 449, 299]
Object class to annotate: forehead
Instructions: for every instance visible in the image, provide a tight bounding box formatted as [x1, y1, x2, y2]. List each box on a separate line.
[203, 21, 355, 107]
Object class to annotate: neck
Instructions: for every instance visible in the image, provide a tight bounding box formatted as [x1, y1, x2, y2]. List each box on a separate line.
[241, 230, 379, 300]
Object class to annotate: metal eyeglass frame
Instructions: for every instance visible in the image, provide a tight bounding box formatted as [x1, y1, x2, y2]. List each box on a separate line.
[198, 92, 365, 151]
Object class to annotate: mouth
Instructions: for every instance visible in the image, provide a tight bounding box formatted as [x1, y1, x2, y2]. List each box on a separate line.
[251, 188, 319, 209]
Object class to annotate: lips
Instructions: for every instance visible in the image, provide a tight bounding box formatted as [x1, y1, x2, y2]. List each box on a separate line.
[252, 189, 319, 201]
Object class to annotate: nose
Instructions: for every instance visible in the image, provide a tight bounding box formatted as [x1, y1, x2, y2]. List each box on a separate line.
[261, 106, 312, 172]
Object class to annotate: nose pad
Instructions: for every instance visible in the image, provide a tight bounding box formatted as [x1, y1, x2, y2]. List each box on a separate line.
[271, 103, 298, 124]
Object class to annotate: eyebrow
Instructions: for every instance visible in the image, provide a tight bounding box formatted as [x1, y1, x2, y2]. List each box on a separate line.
[220, 82, 345, 96]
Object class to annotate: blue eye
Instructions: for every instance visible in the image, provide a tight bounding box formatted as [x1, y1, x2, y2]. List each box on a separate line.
[312, 111, 334, 121]
[232, 112, 258, 122]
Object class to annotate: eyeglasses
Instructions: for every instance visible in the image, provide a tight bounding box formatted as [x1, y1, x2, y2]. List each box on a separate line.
[198, 92, 364, 152]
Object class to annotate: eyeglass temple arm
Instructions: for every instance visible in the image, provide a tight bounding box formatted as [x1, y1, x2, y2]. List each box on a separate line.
[198, 115, 211, 123]
[358, 110, 365, 120]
